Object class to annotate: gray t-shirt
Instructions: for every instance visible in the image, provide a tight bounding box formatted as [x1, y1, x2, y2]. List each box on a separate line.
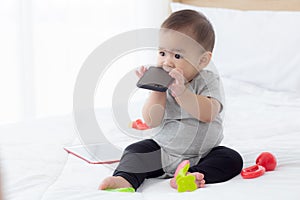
[153, 70, 224, 176]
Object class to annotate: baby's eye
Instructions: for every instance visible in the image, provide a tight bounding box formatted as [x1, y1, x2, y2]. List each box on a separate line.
[174, 54, 182, 59]
[159, 51, 165, 56]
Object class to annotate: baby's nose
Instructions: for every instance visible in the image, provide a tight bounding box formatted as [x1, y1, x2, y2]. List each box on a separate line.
[162, 56, 174, 69]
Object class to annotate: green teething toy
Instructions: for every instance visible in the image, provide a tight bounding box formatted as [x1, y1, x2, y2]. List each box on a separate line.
[175, 160, 197, 192]
[105, 187, 135, 193]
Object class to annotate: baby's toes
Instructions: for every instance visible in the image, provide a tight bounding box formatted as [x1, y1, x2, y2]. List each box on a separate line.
[195, 179, 205, 188]
[189, 172, 205, 188]
[194, 172, 204, 180]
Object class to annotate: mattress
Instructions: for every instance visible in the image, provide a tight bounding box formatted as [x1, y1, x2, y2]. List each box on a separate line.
[1, 77, 300, 200]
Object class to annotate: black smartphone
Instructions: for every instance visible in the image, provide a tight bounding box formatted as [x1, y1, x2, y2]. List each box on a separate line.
[136, 66, 174, 92]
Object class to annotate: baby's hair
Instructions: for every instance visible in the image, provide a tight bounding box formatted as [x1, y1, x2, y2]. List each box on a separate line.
[161, 9, 215, 52]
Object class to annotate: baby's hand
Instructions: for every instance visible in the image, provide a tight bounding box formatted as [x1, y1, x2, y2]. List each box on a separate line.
[168, 68, 186, 97]
[135, 66, 147, 78]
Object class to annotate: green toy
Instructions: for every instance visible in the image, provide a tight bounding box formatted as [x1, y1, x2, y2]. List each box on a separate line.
[175, 160, 197, 192]
[105, 187, 135, 193]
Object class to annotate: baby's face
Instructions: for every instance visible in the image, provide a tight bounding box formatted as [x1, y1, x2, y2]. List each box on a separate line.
[157, 29, 205, 82]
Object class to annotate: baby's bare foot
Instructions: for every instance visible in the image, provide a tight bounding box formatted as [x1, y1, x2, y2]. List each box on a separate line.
[170, 172, 205, 189]
[99, 176, 133, 190]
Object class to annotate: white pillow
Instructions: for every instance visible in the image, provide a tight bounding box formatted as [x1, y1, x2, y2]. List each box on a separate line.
[171, 3, 300, 93]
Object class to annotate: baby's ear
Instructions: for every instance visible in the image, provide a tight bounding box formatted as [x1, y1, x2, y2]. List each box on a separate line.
[198, 51, 212, 69]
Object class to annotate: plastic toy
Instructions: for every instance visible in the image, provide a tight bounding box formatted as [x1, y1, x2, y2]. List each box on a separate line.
[174, 160, 197, 192]
[241, 152, 277, 179]
[256, 152, 277, 171]
[241, 164, 266, 179]
[105, 187, 135, 193]
[130, 119, 149, 130]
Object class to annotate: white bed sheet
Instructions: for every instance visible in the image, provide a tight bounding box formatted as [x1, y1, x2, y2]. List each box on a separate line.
[1, 77, 300, 200]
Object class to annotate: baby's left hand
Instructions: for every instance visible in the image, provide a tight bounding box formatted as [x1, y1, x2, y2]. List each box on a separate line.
[168, 68, 186, 97]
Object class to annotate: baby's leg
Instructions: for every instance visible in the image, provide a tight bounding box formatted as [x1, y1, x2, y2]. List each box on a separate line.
[188, 146, 243, 184]
[99, 139, 164, 191]
[170, 172, 205, 189]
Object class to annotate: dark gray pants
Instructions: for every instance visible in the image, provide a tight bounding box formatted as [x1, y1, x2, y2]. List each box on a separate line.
[113, 139, 243, 190]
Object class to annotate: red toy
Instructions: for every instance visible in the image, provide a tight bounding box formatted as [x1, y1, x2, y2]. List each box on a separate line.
[241, 152, 277, 179]
[130, 119, 149, 130]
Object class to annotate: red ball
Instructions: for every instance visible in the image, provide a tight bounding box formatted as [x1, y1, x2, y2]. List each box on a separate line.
[256, 152, 277, 171]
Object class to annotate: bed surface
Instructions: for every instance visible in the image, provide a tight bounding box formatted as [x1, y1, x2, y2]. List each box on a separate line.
[1, 77, 300, 200]
[1, 0, 300, 199]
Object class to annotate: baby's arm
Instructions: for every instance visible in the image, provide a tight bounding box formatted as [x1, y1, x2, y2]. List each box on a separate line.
[142, 91, 166, 127]
[136, 66, 166, 127]
[169, 68, 220, 123]
[175, 90, 220, 123]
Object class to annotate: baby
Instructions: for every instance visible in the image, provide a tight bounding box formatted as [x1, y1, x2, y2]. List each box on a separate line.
[100, 9, 243, 191]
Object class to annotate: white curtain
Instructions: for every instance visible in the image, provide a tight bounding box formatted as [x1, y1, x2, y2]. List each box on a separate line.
[0, 0, 169, 125]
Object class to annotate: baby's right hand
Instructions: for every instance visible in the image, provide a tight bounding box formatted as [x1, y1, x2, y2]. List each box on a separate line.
[135, 66, 147, 78]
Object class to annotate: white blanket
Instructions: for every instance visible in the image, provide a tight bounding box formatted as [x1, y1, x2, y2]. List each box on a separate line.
[1, 78, 300, 200]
